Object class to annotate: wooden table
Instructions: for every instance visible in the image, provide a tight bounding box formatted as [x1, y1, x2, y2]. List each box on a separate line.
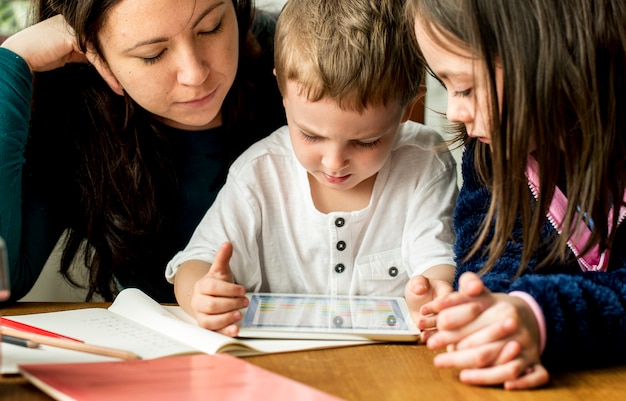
[2, 302, 626, 401]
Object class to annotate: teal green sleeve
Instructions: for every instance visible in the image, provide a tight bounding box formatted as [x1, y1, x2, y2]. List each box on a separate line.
[0, 47, 36, 300]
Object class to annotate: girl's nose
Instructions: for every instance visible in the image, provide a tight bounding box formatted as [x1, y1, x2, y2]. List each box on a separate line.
[446, 95, 472, 123]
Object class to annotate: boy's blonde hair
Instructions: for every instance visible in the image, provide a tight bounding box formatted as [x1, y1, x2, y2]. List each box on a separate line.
[274, 0, 423, 112]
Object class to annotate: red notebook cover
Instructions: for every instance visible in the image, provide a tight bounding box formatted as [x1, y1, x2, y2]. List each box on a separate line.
[19, 353, 344, 401]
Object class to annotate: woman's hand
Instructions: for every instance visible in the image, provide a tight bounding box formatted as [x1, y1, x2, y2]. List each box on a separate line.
[1, 14, 87, 72]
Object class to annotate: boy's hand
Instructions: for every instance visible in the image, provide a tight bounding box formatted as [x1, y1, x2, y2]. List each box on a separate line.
[189, 243, 249, 337]
[405, 274, 453, 343]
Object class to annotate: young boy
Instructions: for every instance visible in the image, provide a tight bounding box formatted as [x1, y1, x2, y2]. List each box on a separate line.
[166, 0, 458, 336]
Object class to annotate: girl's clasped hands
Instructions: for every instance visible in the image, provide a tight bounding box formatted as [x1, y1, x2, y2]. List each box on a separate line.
[419, 272, 549, 390]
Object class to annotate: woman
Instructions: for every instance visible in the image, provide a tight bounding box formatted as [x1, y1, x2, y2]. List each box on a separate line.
[0, 0, 285, 303]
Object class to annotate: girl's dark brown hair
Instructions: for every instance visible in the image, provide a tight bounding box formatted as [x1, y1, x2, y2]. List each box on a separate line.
[26, 0, 264, 300]
[407, 0, 626, 275]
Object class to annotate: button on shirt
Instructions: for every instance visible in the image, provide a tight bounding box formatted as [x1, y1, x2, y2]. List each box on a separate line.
[166, 123, 458, 297]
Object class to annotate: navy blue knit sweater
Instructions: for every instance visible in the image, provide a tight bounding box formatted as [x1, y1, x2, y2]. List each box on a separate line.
[454, 141, 626, 371]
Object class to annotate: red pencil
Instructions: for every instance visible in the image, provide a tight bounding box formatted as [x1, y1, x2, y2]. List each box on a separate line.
[1, 317, 83, 343]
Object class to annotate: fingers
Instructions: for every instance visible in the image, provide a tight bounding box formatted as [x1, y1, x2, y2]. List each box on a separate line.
[191, 242, 248, 335]
[455, 317, 518, 350]
[431, 279, 454, 299]
[494, 341, 522, 366]
[422, 273, 548, 389]
[420, 291, 474, 316]
[191, 295, 247, 335]
[207, 242, 235, 282]
[433, 300, 485, 333]
[434, 340, 509, 369]
[458, 359, 526, 387]
[215, 324, 243, 338]
[417, 314, 437, 331]
[457, 272, 486, 297]
[191, 279, 248, 334]
[406, 275, 431, 296]
[410, 279, 453, 332]
[422, 273, 491, 316]
[503, 363, 550, 390]
[434, 338, 546, 389]
[195, 309, 243, 337]
[423, 302, 485, 350]
[457, 359, 549, 390]
[405, 275, 434, 325]
[419, 328, 438, 344]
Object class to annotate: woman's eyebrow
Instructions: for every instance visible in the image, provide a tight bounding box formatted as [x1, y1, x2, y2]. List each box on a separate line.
[191, 1, 225, 29]
[123, 1, 226, 53]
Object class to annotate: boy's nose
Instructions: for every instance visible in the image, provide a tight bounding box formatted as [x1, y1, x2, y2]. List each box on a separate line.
[322, 149, 348, 172]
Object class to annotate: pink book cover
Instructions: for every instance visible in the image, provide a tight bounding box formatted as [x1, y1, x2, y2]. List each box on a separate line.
[19, 353, 345, 401]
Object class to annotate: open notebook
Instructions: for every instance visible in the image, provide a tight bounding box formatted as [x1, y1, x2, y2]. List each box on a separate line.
[2, 288, 375, 374]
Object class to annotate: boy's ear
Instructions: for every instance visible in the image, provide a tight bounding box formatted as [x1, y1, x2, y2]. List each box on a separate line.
[86, 49, 124, 96]
[401, 97, 420, 123]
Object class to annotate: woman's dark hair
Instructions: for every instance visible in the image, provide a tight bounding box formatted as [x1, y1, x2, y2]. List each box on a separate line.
[26, 0, 266, 300]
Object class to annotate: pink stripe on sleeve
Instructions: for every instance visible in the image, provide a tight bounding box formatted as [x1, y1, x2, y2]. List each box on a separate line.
[509, 291, 547, 354]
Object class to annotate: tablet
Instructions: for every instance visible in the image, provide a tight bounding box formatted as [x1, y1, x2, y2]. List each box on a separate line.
[237, 293, 419, 342]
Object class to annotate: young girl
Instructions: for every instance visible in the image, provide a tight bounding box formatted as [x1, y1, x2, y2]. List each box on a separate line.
[406, 0, 626, 390]
[0, 0, 285, 303]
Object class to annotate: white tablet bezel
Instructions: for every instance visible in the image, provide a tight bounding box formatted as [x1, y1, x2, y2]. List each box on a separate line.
[237, 293, 419, 342]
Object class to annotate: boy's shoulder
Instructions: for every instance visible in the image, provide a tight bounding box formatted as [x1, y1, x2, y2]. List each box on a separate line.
[391, 121, 456, 171]
[229, 125, 294, 171]
[395, 120, 445, 147]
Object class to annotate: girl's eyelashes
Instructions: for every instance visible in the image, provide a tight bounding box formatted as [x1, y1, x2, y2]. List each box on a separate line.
[434, 76, 472, 98]
[453, 88, 472, 97]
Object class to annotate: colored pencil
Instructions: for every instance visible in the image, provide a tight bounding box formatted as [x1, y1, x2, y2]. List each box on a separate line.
[2, 334, 40, 348]
[1, 317, 83, 342]
[0, 327, 141, 360]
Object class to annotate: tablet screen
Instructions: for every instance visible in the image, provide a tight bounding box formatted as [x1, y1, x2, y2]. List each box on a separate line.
[241, 293, 413, 332]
